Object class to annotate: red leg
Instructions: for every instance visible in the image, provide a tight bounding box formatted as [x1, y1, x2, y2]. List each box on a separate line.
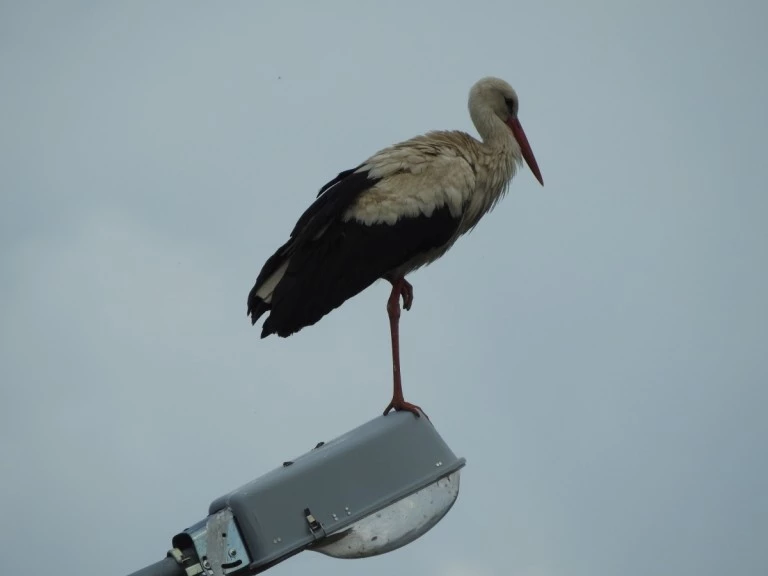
[382, 277, 426, 418]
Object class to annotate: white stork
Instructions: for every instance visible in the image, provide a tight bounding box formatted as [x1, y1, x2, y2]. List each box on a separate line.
[247, 77, 543, 417]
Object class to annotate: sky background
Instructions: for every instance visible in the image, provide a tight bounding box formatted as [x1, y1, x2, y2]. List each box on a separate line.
[1, 1, 767, 575]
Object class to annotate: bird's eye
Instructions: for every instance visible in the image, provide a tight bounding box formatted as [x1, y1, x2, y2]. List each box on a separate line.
[504, 98, 517, 116]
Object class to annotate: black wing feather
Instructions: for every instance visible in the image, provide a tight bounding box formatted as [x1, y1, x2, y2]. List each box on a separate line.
[290, 167, 373, 240]
[247, 167, 379, 324]
[261, 205, 459, 338]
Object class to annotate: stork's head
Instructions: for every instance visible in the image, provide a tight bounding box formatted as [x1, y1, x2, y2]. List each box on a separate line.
[469, 77, 544, 186]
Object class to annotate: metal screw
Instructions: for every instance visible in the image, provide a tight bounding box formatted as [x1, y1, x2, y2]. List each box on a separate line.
[228, 548, 237, 558]
[332, 513, 338, 520]
[435, 461, 443, 467]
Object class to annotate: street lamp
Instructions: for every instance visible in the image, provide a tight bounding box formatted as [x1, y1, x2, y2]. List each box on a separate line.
[128, 411, 466, 576]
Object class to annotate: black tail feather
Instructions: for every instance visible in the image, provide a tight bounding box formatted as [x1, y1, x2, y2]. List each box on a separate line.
[246, 289, 271, 327]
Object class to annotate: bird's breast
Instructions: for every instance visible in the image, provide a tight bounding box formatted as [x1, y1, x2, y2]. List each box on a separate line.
[456, 153, 518, 234]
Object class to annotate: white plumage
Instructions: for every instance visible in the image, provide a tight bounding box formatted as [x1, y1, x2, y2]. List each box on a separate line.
[248, 76, 543, 416]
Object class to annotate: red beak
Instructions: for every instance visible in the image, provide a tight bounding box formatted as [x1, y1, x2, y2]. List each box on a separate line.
[505, 117, 543, 186]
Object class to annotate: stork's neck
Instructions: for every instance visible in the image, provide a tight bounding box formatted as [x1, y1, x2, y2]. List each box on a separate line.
[464, 104, 519, 226]
[470, 106, 515, 151]
[468, 105, 520, 192]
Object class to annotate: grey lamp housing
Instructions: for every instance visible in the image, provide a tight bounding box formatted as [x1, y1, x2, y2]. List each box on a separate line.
[171, 411, 466, 575]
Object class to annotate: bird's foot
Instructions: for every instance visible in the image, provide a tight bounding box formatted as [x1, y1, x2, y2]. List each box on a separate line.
[399, 279, 414, 311]
[383, 397, 428, 419]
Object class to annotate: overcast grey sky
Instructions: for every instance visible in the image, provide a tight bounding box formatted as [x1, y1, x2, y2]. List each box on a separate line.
[1, 1, 767, 575]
